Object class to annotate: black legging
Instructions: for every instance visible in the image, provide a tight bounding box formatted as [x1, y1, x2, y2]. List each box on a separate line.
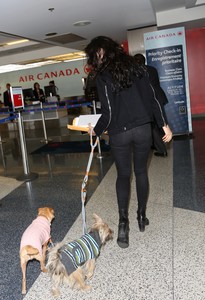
[109, 123, 152, 214]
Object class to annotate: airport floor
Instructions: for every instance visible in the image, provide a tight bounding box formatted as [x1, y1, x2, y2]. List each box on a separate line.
[0, 112, 204, 300]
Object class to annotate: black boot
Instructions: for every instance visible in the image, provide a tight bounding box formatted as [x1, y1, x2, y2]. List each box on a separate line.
[137, 210, 149, 232]
[117, 209, 129, 248]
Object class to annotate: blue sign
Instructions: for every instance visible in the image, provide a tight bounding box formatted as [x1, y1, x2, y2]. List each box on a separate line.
[144, 27, 192, 135]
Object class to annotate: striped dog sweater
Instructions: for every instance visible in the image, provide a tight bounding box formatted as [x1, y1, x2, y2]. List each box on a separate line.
[60, 231, 101, 275]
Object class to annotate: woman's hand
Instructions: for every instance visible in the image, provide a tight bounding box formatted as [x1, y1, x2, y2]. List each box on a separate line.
[162, 125, 172, 143]
[88, 123, 96, 136]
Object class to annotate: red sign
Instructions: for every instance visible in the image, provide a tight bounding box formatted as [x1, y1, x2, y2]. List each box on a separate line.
[10, 86, 24, 110]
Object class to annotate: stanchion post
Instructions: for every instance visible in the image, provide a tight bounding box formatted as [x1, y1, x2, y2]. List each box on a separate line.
[0, 134, 5, 144]
[16, 111, 38, 181]
[0, 134, 6, 170]
[40, 102, 52, 143]
[92, 100, 103, 159]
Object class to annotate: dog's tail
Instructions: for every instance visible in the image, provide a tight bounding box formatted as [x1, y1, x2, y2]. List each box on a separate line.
[46, 241, 67, 290]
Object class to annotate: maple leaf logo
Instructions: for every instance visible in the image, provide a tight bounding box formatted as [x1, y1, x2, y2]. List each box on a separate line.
[84, 64, 92, 74]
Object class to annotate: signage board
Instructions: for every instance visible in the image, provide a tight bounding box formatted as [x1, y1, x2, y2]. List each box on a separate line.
[10, 86, 24, 110]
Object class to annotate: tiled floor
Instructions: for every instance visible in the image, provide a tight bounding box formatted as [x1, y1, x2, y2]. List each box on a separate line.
[0, 112, 204, 300]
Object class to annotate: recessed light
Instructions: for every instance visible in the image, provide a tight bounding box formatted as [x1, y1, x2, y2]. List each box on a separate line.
[45, 32, 58, 37]
[7, 39, 29, 46]
[73, 20, 91, 27]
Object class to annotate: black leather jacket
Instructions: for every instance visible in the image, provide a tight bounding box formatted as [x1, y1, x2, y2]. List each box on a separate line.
[94, 70, 168, 137]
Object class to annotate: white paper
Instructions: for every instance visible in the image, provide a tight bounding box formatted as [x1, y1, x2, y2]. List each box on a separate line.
[76, 114, 101, 127]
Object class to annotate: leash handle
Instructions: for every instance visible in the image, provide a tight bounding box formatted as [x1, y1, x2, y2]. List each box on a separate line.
[89, 127, 98, 149]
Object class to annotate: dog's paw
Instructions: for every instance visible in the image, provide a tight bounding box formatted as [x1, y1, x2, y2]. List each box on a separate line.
[83, 284, 92, 291]
[41, 267, 48, 273]
[52, 288, 60, 297]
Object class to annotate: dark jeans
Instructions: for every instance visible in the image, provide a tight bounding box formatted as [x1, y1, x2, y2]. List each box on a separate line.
[109, 123, 152, 214]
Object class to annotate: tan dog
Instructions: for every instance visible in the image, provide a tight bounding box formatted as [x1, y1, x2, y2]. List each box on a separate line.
[47, 214, 113, 297]
[20, 207, 55, 294]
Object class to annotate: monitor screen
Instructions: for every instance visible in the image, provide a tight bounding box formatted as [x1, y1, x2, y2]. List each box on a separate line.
[22, 88, 34, 101]
[44, 85, 57, 97]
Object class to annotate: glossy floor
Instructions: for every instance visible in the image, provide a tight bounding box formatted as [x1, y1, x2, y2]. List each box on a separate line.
[0, 115, 204, 300]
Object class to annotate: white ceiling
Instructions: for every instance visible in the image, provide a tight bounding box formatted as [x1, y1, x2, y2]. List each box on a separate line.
[0, 0, 204, 67]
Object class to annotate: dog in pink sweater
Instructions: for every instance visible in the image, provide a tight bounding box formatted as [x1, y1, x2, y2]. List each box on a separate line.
[20, 207, 55, 294]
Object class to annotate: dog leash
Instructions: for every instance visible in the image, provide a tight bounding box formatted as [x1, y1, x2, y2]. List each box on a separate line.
[81, 128, 98, 235]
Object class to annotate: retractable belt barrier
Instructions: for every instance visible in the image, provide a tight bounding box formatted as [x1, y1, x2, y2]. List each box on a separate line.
[0, 99, 92, 124]
[0, 114, 18, 123]
[0, 98, 93, 181]
[21, 99, 92, 113]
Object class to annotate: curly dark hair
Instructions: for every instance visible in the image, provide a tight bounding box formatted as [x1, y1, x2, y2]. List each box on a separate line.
[84, 36, 143, 92]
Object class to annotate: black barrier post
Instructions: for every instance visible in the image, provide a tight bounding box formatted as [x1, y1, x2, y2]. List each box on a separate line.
[16, 111, 38, 181]
[40, 102, 52, 143]
[92, 100, 103, 159]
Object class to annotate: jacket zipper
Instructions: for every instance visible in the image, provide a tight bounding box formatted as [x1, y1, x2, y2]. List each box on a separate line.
[149, 83, 166, 126]
[104, 85, 112, 129]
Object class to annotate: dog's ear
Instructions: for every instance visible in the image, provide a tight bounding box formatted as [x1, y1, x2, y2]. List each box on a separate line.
[38, 207, 49, 216]
[38, 207, 44, 216]
[48, 208, 55, 221]
[98, 224, 113, 244]
[93, 213, 103, 224]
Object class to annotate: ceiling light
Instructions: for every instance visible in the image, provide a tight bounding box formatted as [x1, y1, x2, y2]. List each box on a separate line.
[0, 61, 59, 74]
[0, 51, 86, 73]
[73, 20, 91, 27]
[64, 58, 85, 62]
[47, 51, 86, 61]
[7, 39, 29, 46]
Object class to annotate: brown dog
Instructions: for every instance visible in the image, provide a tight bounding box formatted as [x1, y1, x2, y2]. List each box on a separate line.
[47, 214, 113, 297]
[20, 207, 55, 294]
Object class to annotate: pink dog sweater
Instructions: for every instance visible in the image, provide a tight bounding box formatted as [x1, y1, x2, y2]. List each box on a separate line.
[20, 216, 51, 256]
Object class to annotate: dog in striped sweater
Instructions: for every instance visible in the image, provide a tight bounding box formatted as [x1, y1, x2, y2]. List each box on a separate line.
[47, 214, 113, 297]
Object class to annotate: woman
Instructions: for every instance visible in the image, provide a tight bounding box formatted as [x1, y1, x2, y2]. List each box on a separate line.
[85, 36, 172, 248]
[33, 82, 45, 102]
